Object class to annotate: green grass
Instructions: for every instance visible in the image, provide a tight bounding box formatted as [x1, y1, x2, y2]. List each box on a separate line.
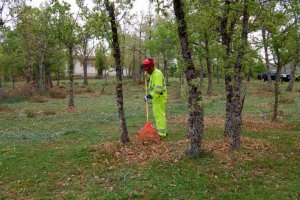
[0, 78, 299, 199]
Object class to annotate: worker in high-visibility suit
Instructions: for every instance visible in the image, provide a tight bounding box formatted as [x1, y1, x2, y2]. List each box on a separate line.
[143, 58, 168, 137]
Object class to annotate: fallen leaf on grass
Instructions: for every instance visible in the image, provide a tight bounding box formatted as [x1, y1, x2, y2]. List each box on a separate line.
[90, 136, 271, 168]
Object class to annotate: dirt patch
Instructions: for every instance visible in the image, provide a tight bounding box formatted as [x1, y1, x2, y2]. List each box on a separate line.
[168, 114, 290, 132]
[0, 105, 13, 113]
[89, 136, 270, 166]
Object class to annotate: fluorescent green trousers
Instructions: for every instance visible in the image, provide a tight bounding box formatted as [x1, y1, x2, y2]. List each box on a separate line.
[152, 98, 167, 137]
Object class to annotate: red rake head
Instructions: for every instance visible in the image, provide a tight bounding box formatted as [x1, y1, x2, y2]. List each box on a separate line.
[136, 122, 161, 143]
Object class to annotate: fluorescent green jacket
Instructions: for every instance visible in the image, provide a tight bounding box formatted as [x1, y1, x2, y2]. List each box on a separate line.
[148, 68, 167, 101]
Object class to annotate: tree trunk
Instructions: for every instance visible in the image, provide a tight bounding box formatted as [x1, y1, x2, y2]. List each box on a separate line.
[68, 46, 75, 108]
[286, 46, 299, 92]
[132, 45, 136, 81]
[45, 64, 52, 90]
[221, 0, 234, 137]
[38, 51, 46, 94]
[27, 58, 34, 83]
[230, 0, 249, 149]
[12, 74, 15, 89]
[105, 0, 129, 144]
[83, 57, 88, 85]
[286, 60, 297, 91]
[204, 32, 212, 95]
[199, 56, 204, 85]
[173, 0, 204, 156]
[273, 48, 282, 121]
[56, 73, 60, 86]
[216, 58, 220, 83]
[83, 40, 89, 85]
[163, 52, 169, 85]
[262, 28, 273, 91]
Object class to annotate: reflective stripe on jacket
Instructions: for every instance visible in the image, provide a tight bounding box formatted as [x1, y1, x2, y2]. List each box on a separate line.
[148, 68, 167, 100]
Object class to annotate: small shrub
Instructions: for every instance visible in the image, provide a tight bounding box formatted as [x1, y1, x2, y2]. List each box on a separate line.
[3, 95, 23, 104]
[49, 89, 66, 99]
[25, 110, 36, 118]
[9, 83, 37, 100]
[0, 89, 8, 101]
[86, 85, 95, 93]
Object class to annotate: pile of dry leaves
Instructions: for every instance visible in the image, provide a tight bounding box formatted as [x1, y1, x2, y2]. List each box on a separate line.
[89, 136, 271, 166]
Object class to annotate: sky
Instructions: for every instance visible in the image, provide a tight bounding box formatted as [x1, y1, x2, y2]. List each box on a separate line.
[27, 0, 150, 15]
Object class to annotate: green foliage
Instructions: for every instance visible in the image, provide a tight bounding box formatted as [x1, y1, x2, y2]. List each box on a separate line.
[49, 1, 80, 47]
[252, 60, 265, 75]
[0, 28, 25, 78]
[95, 46, 107, 76]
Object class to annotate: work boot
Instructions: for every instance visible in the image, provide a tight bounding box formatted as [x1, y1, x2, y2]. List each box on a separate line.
[158, 132, 167, 138]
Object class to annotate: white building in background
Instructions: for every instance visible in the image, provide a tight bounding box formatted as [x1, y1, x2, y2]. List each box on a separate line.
[74, 57, 98, 77]
[73, 57, 129, 77]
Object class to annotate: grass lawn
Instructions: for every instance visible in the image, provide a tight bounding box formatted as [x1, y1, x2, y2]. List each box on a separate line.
[0, 77, 299, 199]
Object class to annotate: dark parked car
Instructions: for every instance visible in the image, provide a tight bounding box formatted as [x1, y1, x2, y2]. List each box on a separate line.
[257, 71, 291, 82]
[280, 74, 292, 82]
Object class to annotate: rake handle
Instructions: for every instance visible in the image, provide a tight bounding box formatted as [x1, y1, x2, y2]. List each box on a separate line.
[145, 75, 149, 123]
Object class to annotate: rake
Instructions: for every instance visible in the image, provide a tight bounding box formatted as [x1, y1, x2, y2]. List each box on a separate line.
[136, 75, 160, 142]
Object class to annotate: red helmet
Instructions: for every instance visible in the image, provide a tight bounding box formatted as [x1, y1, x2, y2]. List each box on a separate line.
[142, 58, 155, 72]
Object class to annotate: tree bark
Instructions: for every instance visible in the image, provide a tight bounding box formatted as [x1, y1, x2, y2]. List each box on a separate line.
[273, 48, 282, 121]
[230, 0, 249, 149]
[286, 59, 297, 91]
[68, 46, 75, 108]
[105, 0, 129, 144]
[221, 0, 234, 137]
[45, 64, 53, 90]
[38, 50, 46, 94]
[216, 58, 220, 83]
[173, 0, 204, 156]
[82, 38, 89, 85]
[287, 7, 299, 91]
[286, 37, 299, 91]
[163, 52, 169, 85]
[12, 74, 15, 89]
[199, 56, 204, 85]
[262, 28, 273, 91]
[56, 73, 60, 86]
[132, 44, 136, 81]
[204, 32, 212, 95]
[83, 57, 88, 85]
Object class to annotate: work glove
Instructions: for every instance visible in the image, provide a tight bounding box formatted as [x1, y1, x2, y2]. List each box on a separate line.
[144, 94, 152, 102]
